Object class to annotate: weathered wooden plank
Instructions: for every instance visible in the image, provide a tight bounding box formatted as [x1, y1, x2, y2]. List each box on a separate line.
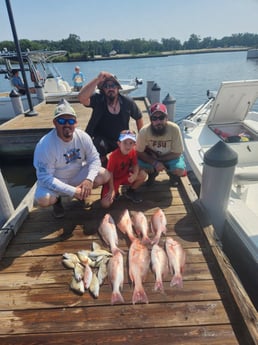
[0, 280, 223, 311]
[2, 242, 208, 265]
[0, 301, 232, 335]
[0, 261, 214, 290]
[0, 325, 240, 345]
[8, 225, 203, 245]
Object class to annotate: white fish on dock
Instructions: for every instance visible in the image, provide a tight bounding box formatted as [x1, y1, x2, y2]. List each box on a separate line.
[73, 262, 85, 282]
[77, 250, 96, 267]
[62, 252, 80, 268]
[129, 239, 150, 304]
[97, 255, 110, 285]
[83, 262, 93, 289]
[117, 209, 137, 242]
[98, 214, 124, 254]
[151, 244, 169, 292]
[70, 276, 85, 295]
[165, 237, 186, 288]
[130, 211, 151, 245]
[89, 248, 113, 259]
[89, 271, 100, 298]
[107, 251, 125, 305]
[150, 208, 167, 245]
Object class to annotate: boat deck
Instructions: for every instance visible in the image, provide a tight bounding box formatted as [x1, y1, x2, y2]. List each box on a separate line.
[0, 174, 257, 345]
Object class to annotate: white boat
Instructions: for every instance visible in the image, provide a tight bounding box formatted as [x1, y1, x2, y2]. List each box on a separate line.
[0, 50, 141, 122]
[181, 79, 258, 305]
[247, 48, 258, 59]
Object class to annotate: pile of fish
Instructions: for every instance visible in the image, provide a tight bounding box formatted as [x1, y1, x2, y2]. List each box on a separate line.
[62, 207, 186, 305]
[62, 241, 112, 298]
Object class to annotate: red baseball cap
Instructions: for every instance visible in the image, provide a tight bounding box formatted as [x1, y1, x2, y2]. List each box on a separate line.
[149, 103, 168, 117]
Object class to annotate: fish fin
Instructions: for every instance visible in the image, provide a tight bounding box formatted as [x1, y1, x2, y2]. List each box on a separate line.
[170, 274, 183, 288]
[132, 287, 149, 304]
[142, 236, 152, 246]
[154, 280, 164, 292]
[111, 291, 125, 305]
[151, 234, 160, 245]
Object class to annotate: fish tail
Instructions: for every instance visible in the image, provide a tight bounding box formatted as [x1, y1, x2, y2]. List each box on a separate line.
[151, 234, 160, 245]
[128, 234, 137, 242]
[154, 280, 164, 292]
[111, 291, 125, 305]
[170, 274, 183, 288]
[142, 236, 152, 246]
[132, 287, 149, 304]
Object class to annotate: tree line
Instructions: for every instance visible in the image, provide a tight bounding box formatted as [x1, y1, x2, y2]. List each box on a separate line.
[1, 33, 258, 61]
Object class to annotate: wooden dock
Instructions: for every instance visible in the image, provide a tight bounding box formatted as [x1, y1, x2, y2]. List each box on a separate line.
[0, 97, 150, 158]
[0, 99, 257, 344]
[0, 174, 257, 344]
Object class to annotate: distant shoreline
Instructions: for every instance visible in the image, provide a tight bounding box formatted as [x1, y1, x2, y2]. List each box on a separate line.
[70, 47, 248, 62]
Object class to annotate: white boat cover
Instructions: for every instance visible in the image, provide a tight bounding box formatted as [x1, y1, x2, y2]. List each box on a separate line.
[207, 80, 258, 125]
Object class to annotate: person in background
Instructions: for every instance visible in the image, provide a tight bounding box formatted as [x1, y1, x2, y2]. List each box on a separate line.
[33, 99, 110, 218]
[101, 130, 147, 207]
[11, 69, 26, 95]
[136, 102, 186, 187]
[78, 71, 144, 167]
[72, 65, 85, 91]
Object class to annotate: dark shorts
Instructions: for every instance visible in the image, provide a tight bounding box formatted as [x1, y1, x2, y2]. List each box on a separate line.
[93, 136, 118, 157]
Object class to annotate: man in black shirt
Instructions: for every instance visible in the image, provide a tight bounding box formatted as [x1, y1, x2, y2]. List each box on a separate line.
[79, 71, 143, 167]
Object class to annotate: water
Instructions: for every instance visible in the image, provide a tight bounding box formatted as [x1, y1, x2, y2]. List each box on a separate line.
[1, 50, 258, 207]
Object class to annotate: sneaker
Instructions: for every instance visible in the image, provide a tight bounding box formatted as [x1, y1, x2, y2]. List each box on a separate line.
[168, 174, 180, 187]
[146, 172, 158, 186]
[52, 197, 65, 218]
[124, 188, 143, 203]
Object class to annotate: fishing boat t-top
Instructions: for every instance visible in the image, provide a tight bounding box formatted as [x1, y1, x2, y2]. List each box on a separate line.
[0, 49, 141, 122]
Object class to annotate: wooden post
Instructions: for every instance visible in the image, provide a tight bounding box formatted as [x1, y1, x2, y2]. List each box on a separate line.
[0, 169, 14, 227]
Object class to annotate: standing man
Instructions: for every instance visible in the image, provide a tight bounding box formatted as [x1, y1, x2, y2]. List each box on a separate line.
[72, 65, 85, 91]
[136, 102, 186, 187]
[33, 99, 110, 218]
[78, 71, 144, 167]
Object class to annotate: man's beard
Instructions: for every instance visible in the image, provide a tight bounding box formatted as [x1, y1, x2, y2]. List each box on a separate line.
[106, 93, 116, 102]
[62, 127, 73, 139]
[151, 124, 167, 136]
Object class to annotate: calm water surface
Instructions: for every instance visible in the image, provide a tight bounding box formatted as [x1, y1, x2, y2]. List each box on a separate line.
[1, 50, 258, 206]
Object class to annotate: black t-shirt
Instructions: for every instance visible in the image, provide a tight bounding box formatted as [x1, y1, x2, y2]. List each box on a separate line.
[86, 93, 142, 141]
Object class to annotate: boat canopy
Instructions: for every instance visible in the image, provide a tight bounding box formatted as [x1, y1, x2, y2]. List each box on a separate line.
[207, 80, 258, 125]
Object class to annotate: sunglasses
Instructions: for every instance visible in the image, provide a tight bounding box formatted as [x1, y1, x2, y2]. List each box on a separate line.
[56, 118, 76, 125]
[150, 114, 166, 121]
[103, 82, 118, 89]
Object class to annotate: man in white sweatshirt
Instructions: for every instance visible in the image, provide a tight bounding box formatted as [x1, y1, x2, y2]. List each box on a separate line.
[33, 99, 110, 218]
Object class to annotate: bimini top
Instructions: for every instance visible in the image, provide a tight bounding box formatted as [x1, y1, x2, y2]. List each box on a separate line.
[207, 79, 258, 125]
[0, 49, 67, 64]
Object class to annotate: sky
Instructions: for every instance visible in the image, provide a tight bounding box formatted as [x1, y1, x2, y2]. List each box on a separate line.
[1, 0, 258, 44]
